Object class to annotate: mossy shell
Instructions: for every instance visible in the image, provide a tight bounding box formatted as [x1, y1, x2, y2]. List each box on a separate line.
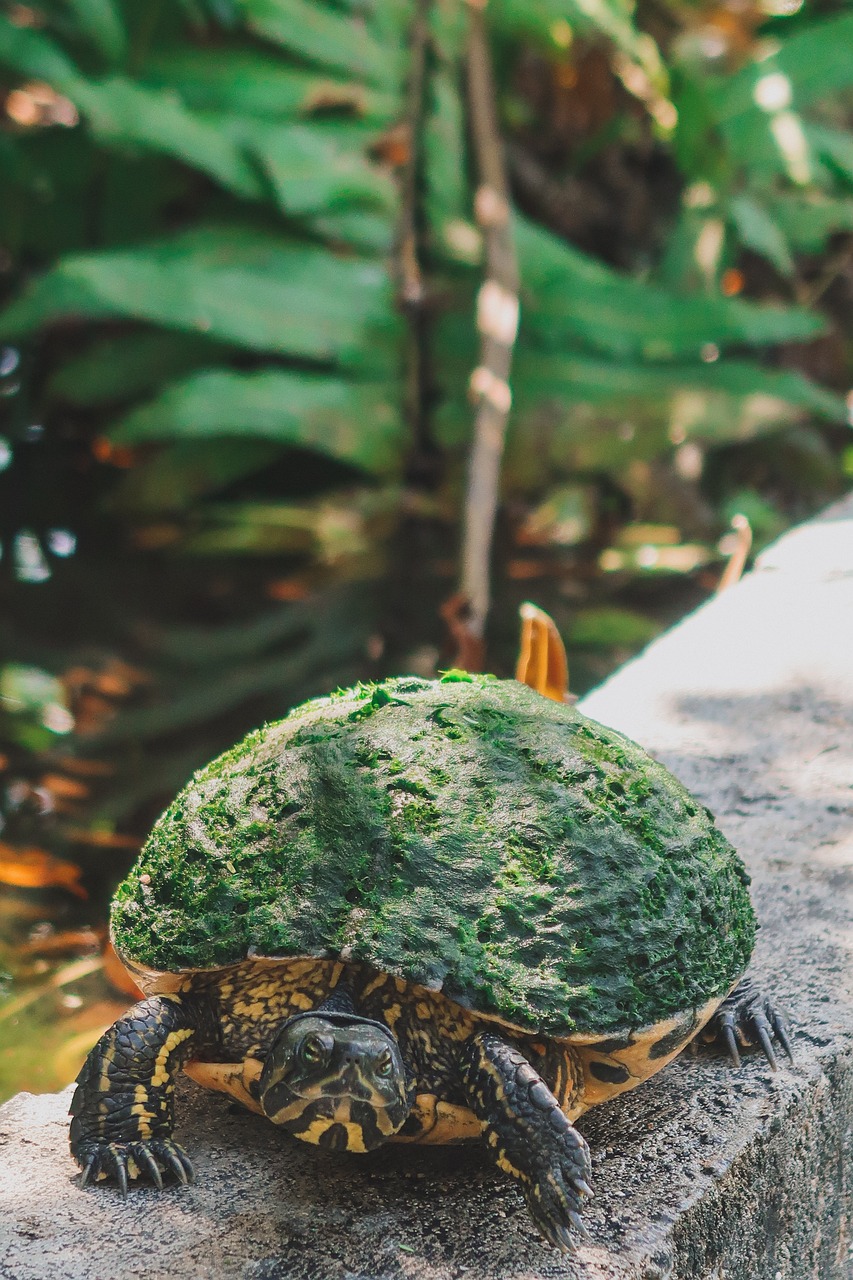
[111, 674, 756, 1036]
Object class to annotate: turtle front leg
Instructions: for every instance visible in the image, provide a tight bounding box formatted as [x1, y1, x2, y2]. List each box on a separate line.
[700, 977, 793, 1070]
[462, 1031, 593, 1252]
[70, 994, 205, 1193]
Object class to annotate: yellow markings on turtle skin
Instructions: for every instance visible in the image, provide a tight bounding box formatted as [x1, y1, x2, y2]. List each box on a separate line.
[178, 957, 347, 1057]
[496, 1151, 524, 1179]
[184, 1058, 264, 1113]
[332, 1098, 353, 1125]
[269, 1096, 322, 1128]
[133, 954, 343, 1009]
[373, 1108, 400, 1139]
[264, 1087, 386, 1154]
[361, 972, 390, 999]
[573, 994, 722, 1110]
[151, 1028, 194, 1089]
[97, 1054, 113, 1104]
[130, 1106, 153, 1136]
[392, 980, 474, 1043]
[477, 1053, 508, 1102]
[297, 1116, 368, 1152]
[130, 1084, 155, 1139]
[232, 1000, 266, 1021]
[390, 1096, 482, 1145]
[96, 1030, 128, 1103]
[288, 991, 315, 1011]
[382, 1003, 403, 1032]
[93, 1097, 112, 1137]
[425, 1102, 482, 1144]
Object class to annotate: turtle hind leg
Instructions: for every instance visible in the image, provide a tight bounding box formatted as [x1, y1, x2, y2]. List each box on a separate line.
[702, 978, 793, 1070]
[70, 993, 206, 1192]
[461, 1031, 592, 1253]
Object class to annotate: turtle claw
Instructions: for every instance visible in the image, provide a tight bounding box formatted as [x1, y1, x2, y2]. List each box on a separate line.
[151, 1138, 195, 1186]
[568, 1209, 590, 1240]
[137, 1148, 164, 1190]
[703, 979, 792, 1071]
[772, 1012, 795, 1064]
[525, 1123, 593, 1252]
[754, 1018, 778, 1071]
[721, 1019, 741, 1069]
[160, 1145, 192, 1186]
[113, 1153, 129, 1199]
[74, 1138, 194, 1193]
[547, 1223, 576, 1254]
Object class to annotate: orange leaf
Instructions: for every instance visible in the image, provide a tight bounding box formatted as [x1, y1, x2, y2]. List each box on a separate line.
[64, 828, 142, 851]
[19, 927, 100, 958]
[40, 773, 90, 801]
[92, 438, 136, 468]
[0, 844, 88, 898]
[265, 576, 311, 602]
[52, 757, 115, 778]
[721, 268, 744, 297]
[515, 603, 571, 704]
[506, 559, 549, 580]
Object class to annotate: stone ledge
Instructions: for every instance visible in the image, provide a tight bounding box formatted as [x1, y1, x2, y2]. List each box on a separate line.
[2, 496, 852, 1280]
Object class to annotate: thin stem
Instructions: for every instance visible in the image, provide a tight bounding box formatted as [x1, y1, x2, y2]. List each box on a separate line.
[397, 0, 432, 466]
[716, 513, 752, 593]
[457, 1, 520, 653]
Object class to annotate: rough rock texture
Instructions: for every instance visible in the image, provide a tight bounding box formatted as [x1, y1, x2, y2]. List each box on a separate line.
[112, 673, 755, 1035]
[1, 495, 852, 1280]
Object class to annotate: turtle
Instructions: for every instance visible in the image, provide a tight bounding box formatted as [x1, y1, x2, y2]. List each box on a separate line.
[70, 672, 791, 1251]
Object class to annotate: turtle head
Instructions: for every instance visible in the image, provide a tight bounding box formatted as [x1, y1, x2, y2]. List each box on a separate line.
[259, 1011, 411, 1152]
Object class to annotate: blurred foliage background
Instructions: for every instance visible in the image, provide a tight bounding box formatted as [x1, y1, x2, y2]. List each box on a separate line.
[0, 0, 851, 1099]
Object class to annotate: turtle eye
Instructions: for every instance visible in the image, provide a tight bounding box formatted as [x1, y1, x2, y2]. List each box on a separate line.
[300, 1034, 328, 1066]
[375, 1050, 394, 1079]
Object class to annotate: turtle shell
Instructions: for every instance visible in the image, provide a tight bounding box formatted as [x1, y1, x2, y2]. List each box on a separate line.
[111, 673, 756, 1037]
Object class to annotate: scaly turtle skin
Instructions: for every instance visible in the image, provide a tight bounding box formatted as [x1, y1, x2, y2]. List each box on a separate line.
[70, 674, 792, 1251]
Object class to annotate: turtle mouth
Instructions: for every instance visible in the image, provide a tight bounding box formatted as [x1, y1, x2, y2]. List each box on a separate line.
[261, 1074, 403, 1114]
[285, 1084, 389, 1104]
[261, 1085, 407, 1151]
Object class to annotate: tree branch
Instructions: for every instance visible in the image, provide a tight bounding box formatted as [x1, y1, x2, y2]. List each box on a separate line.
[397, 0, 432, 467]
[455, 1, 520, 663]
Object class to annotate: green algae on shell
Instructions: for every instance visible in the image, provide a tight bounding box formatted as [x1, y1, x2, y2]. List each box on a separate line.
[111, 673, 756, 1036]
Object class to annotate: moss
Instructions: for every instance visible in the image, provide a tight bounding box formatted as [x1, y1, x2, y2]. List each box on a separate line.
[112, 675, 756, 1035]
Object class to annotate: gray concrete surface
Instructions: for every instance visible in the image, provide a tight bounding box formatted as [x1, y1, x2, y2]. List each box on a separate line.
[2, 497, 852, 1280]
